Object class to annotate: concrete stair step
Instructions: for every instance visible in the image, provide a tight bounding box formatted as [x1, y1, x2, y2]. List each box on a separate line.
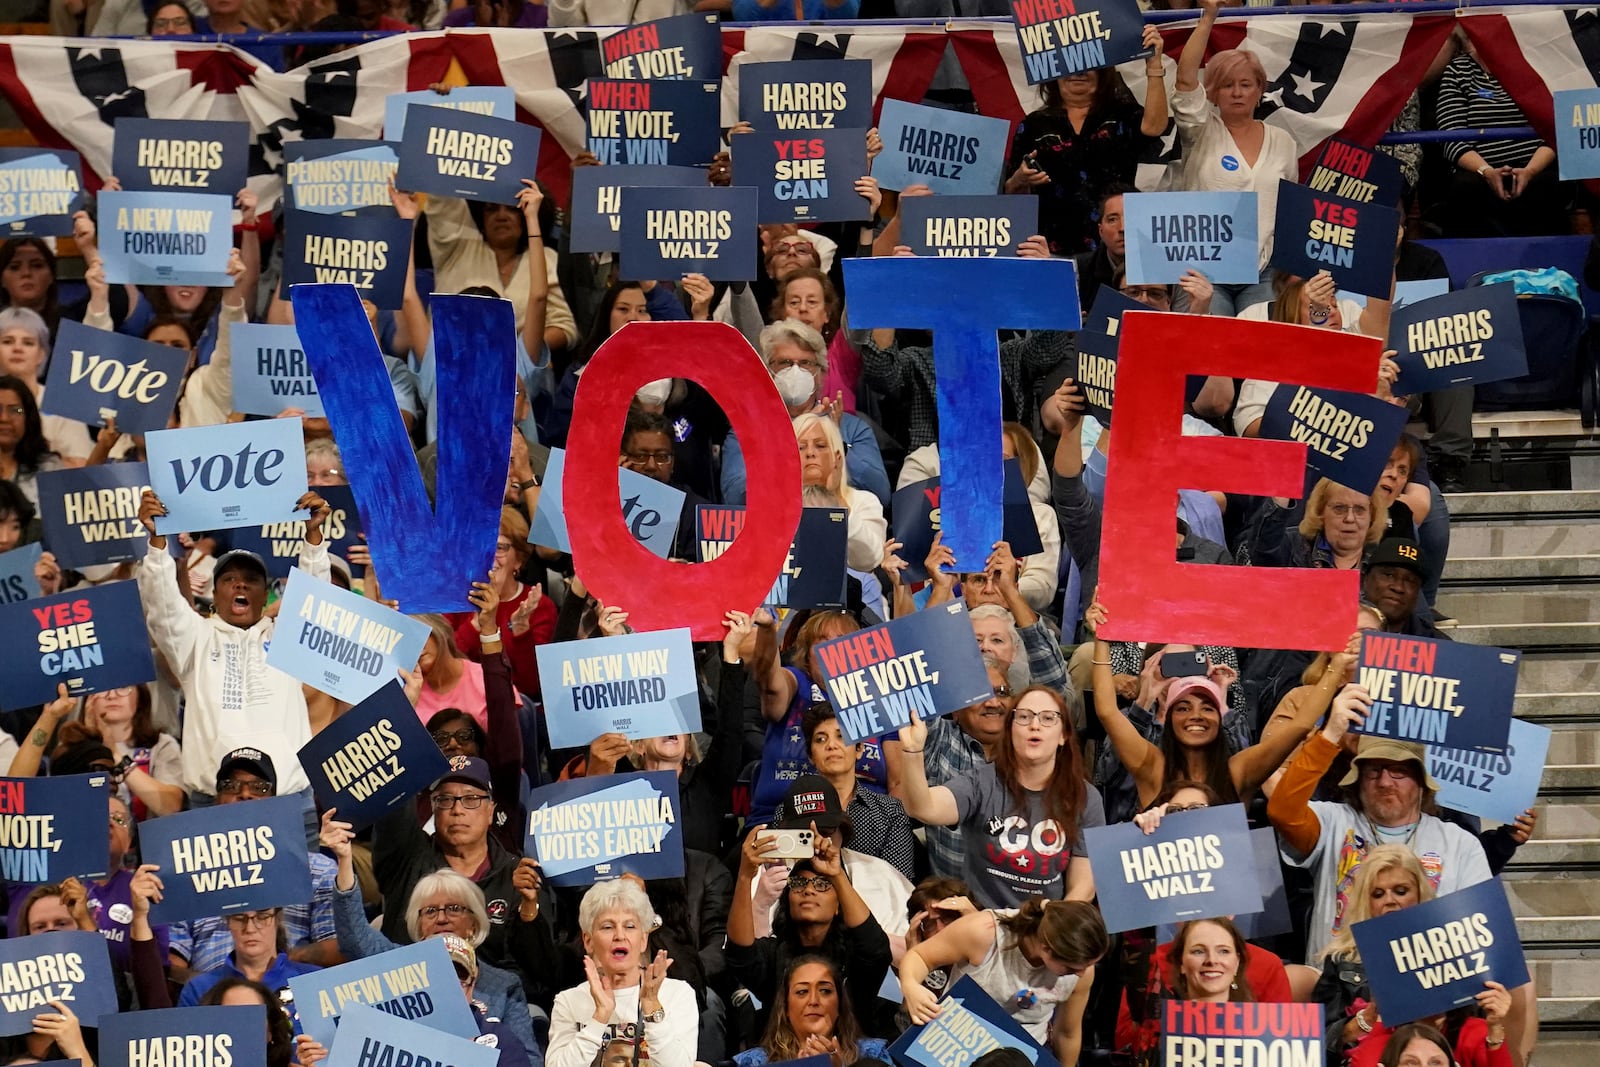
[1524, 1039, 1600, 1066]
[1542, 764, 1600, 795]
[1506, 837, 1600, 868]
[1434, 590, 1600, 625]
[1534, 801, 1600, 837]
[1448, 523, 1600, 558]
[1451, 621, 1600, 650]
[1442, 555, 1600, 582]
[1445, 489, 1600, 518]
[1546, 728, 1599, 765]
[1528, 957, 1600, 998]
[1537, 998, 1600, 1026]
[1517, 656, 1600, 695]
[1515, 914, 1600, 944]
[1515, 692, 1599, 724]
[1504, 877, 1600, 917]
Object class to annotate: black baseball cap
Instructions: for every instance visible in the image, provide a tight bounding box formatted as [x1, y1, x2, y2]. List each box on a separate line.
[217, 747, 278, 790]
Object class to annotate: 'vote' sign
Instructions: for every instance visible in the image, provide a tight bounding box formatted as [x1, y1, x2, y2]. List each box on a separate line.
[44, 320, 187, 435]
[146, 419, 309, 534]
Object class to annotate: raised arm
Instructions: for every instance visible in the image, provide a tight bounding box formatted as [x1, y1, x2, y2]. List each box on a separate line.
[1266, 686, 1369, 856]
[1085, 601, 1162, 794]
[1176, 0, 1221, 94]
[894, 711, 961, 826]
[518, 180, 549, 359]
[753, 611, 797, 723]
[8, 685, 71, 778]
[1139, 24, 1170, 137]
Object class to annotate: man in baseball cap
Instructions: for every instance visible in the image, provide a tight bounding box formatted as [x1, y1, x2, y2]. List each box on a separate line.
[441, 933, 532, 1067]
[1363, 504, 1446, 639]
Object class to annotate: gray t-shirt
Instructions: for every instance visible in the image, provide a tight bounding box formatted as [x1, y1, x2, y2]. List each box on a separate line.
[946, 763, 1106, 909]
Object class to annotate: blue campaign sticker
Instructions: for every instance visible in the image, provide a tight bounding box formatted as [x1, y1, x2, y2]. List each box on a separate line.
[383, 87, 516, 141]
[1430, 719, 1550, 826]
[37, 464, 151, 571]
[1161, 1002, 1322, 1067]
[902, 195, 1039, 257]
[0, 930, 118, 1036]
[738, 59, 874, 131]
[1124, 191, 1260, 286]
[568, 164, 704, 254]
[1555, 88, 1600, 181]
[874, 99, 1010, 196]
[1008, 0, 1149, 84]
[734, 127, 872, 225]
[98, 190, 233, 288]
[889, 461, 1042, 585]
[619, 185, 758, 282]
[146, 419, 309, 534]
[536, 628, 702, 750]
[1355, 633, 1519, 754]
[697, 505, 848, 609]
[601, 12, 721, 80]
[888, 976, 1059, 1067]
[0, 148, 85, 237]
[525, 770, 685, 886]
[267, 567, 431, 706]
[586, 78, 720, 168]
[101, 1005, 268, 1067]
[1084, 803, 1261, 933]
[111, 118, 250, 195]
[281, 208, 412, 310]
[1388, 283, 1527, 395]
[284, 139, 400, 216]
[1307, 138, 1404, 207]
[231, 322, 324, 418]
[0, 774, 111, 882]
[142, 795, 314, 924]
[815, 601, 994, 745]
[327, 1001, 497, 1067]
[43, 319, 187, 435]
[1269, 181, 1402, 298]
[1351, 878, 1529, 1026]
[0, 543, 42, 605]
[528, 447, 683, 559]
[0, 580, 156, 709]
[396, 105, 542, 206]
[1258, 384, 1410, 496]
[297, 681, 450, 832]
[227, 483, 364, 579]
[288, 934, 478, 1048]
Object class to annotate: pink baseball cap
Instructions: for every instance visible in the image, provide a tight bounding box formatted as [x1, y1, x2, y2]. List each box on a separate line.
[1162, 675, 1227, 715]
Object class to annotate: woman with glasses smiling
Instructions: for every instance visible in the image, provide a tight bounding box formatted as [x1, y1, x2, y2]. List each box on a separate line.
[1247, 477, 1386, 573]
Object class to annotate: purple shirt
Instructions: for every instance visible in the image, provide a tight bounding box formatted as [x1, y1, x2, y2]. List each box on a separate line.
[6, 869, 171, 971]
[442, 2, 547, 27]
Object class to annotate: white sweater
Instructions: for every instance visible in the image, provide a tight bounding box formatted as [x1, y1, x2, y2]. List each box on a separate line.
[547, 976, 697, 1067]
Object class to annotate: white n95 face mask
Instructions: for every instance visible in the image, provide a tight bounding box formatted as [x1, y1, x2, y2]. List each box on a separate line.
[635, 378, 672, 407]
[773, 365, 816, 407]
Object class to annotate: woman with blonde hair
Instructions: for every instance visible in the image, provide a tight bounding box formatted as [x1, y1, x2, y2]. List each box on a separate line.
[794, 411, 885, 572]
[1248, 477, 1386, 571]
[414, 614, 488, 728]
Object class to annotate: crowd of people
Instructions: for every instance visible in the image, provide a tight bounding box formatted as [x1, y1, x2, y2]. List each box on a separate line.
[0, 0, 1568, 1066]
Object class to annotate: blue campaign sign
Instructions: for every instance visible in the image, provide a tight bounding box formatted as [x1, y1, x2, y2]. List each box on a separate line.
[739, 59, 874, 131]
[0, 580, 157, 709]
[1307, 138, 1404, 207]
[297, 681, 451, 832]
[698, 506, 848, 608]
[101, 1005, 268, 1067]
[537, 628, 701, 750]
[142, 795, 314, 923]
[735, 128, 872, 225]
[227, 483, 364, 579]
[0, 930, 118, 1036]
[1009, 0, 1149, 83]
[569, 164, 704, 254]
[1269, 181, 1402, 298]
[1161, 1001, 1322, 1067]
[0, 774, 111, 881]
[815, 601, 995, 745]
[1083, 803, 1260, 934]
[0, 148, 85, 237]
[43, 319, 188, 435]
[146, 419, 309, 535]
[231, 321, 324, 418]
[1124, 191, 1260, 286]
[267, 567, 431, 705]
[0, 543, 42, 605]
[281, 208, 412, 310]
[528, 448, 684, 559]
[37, 464, 151, 571]
[587, 79, 720, 168]
[396, 105, 542, 206]
[1076, 328, 1119, 425]
[1430, 719, 1550, 826]
[1555, 88, 1600, 181]
[111, 118, 250, 195]
[1085, 284, 1145, 335]
[888, 460, 1042, 585]
[620, 186, 758, 281]
[284, 139, 400, 216]
[1355, 633, 1519, 754]
[888, 976, 1059, 1067]
[383, 87, 516, 141]
[875, 99, 1010, 196]
[1161, 826, 1291, 942]
[1389, 283, 1527, 395]
[902, 195, 1039, 257]
[1258, 384, 1410, 496]
[1351, 878, 1529, 1025]
[98, 190, 233, 288]
[601, 13, 720, 80]
[289, 936, 478, 1048]
[1340, 278, 1451, 312]
[526, 770, 685, 886]
[326, 1001, 496, 1067]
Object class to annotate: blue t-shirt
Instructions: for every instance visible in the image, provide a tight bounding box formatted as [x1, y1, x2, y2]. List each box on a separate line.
[735, 1037, 888, 1067]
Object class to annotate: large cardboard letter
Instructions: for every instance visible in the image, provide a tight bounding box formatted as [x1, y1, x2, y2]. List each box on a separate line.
[290, 284, 513, 613]
[566, 321, 801, 641]
[1099, 313, 1381, 650]
[842, 257, 1080, 565]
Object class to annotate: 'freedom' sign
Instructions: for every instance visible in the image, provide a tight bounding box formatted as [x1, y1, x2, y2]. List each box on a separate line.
[289, 937, 478, 1048]
[36, 463, 152, 570]
[0, 774, 111, 882]
[814, 601, 994, 744]
[98, 190, 233, 288]
[0, 930, 118, 1036]
[0, 580, 157, 709]
[1124, 191, 1260, 285]
[1355, 633, 1519, 753]
[1258, 384, 1409, 496]
[1083, 802, 1260, 933]
[141, 795, 313, 923]
[1161, 1002, 1322, 1067]
[1009, 0, 1148, 83]
[1388, 284, 1527, 395]
[0, 148, 85, 236]
[267, 568, 430, 705]
[146, 418, 309, 534]
[525, 770, 685, 886]
[43, 319, 188, 434]
[298, 681, 450, 831]
[536, 628, 702, 749]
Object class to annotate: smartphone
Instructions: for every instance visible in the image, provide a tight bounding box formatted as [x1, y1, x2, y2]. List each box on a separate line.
[1161, 651, 1208, 678]
[757, 827, 815, 861]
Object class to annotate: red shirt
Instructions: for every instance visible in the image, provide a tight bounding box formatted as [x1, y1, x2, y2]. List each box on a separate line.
[1348, 1016, 1510, 1067]
[448, 583, 556, 699]
[1116, 940, 1293, 1056]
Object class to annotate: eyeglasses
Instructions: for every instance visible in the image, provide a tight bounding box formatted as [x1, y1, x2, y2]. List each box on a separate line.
[1014, 710, 1062, 727]
[226, 912, 275, 929]
[1165, 803, 1210, 814]
[109, 812, 129, 827]
[772, 240, 814, 256]
[992, 686, 1014, 698]
[494, 541, 516, 555]
[0, 405, 25, 416]
[218, 779, 273, 797]
[1120, 287, 1171, 304]
[1329, 504, 1371, 519]
[1361, 765, 1416, 783]
[768, 358, 819, 373]
[624, 450, 674, 467]
[788, 874, 834, 893]
[417, 903, 472, 920]
[151, 14, 191, 27]
[432, 729, 477, 746]
[432, 793, 491, 811]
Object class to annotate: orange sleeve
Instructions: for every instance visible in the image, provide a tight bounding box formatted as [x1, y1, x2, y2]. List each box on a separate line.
[1266, 731, 1341, 856]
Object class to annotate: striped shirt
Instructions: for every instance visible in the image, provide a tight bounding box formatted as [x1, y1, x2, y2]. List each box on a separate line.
[1438, 53, 1545, 168]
